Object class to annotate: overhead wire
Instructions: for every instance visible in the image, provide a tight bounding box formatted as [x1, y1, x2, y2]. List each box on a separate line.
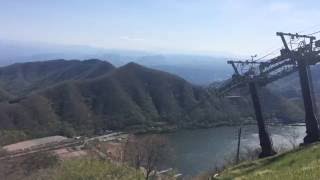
[228, 25, 320, 76]
[255, 26, 320, 62]
[297, 24, 320, 34]
[308, 30, 320, 36]
[255, 47, 281, 62]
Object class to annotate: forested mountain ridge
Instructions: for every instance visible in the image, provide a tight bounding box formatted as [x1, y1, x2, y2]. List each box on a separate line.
[0, 59, 115, 97]
[0, 59, 304, 140]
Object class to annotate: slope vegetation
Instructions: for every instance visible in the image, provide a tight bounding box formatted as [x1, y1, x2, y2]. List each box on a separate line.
[0, 59, 115, 96]
[0, 59, 306, 139]
[217, 143, 320, 180]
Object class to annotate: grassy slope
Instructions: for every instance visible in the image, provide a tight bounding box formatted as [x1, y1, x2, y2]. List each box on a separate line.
[217, 143, 320, 180]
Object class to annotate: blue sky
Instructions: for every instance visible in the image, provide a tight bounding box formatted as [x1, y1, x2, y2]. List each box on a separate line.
[1, 0, 320, 57]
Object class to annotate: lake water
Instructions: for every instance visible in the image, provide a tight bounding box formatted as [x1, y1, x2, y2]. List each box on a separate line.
[160, 125, 306, 176]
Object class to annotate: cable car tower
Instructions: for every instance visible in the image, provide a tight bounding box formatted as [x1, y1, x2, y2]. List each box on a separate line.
[217, 32, 320, 157]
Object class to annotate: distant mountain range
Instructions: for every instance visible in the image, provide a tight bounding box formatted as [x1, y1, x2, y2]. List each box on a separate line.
[0, 39, 233, 85]
[0, 59, 302, 139]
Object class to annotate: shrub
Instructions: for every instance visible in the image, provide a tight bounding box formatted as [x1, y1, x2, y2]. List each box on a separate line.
[47, 158, 144, 180]
[20, 152, 59, 175]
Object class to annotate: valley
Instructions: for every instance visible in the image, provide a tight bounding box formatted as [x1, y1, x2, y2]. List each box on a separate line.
[0, 59, 308, 144]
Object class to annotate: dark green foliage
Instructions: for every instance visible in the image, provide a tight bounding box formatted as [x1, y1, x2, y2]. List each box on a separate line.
[0, 59, 115, 96]
[0, 151, 59, 179]
[0, 130, 28, 146]
[0, 60, 308, 138]
[19, 152, 59, 175]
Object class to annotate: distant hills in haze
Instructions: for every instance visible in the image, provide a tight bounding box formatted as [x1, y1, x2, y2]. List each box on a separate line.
[0, 39, 233, 85]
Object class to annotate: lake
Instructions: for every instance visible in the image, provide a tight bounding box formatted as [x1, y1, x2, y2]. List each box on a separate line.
[160, 124, 306, 176]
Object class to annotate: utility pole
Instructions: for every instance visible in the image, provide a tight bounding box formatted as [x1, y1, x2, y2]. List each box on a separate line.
[236, 127, 242, 163]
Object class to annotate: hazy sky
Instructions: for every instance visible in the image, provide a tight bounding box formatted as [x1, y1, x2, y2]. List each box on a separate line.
[1, 0, 320, 57]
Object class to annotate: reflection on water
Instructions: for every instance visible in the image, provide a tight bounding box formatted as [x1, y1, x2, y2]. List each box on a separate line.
[160, 125, 306, 176]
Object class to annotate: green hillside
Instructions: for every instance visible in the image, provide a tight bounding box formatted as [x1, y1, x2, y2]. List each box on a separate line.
[0, 60, 245, 138]
[0, 59, 115, 96]
[0, 60, 306, 142]
[216, 143, 320, 180]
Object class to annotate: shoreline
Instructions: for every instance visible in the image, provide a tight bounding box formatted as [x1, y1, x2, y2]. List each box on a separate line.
[126, 121, 306, 135]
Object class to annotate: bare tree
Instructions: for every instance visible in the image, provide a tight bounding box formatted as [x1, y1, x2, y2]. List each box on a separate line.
[287, 130, 300, 149]
[123, 135, 171, 180]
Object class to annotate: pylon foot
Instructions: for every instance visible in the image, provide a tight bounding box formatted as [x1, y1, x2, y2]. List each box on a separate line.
[303, 134, 319, 144]
[259, 150, 276, 158]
